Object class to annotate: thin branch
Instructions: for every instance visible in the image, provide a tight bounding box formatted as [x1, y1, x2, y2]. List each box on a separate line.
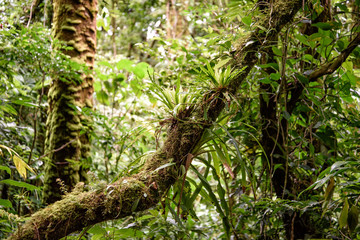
[26, 0, 37, 28]
[287, 32, 360, 113]
[37, 138, 77, 161]
[309, 32, 360, 81]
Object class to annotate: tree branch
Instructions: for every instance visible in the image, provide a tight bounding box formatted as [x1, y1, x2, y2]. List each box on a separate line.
[287, 32, 360, 113]
[309, 32, 360, 81]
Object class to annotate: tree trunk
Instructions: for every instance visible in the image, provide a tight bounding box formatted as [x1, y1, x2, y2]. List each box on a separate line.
[42, 0, 97, 204]
[166, 0, 188, 39]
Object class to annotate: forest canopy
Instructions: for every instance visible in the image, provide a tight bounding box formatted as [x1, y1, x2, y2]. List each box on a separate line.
[1, 0, 360, 239]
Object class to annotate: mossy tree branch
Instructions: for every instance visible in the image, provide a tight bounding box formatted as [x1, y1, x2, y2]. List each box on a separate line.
[8, 0, 303, 239]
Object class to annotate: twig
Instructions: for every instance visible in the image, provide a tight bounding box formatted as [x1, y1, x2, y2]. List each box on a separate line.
[291, 211, 296, 240]
[309, 32, 360, 81]
[37, 138, 77, 161]
[27, 0, 37, 28]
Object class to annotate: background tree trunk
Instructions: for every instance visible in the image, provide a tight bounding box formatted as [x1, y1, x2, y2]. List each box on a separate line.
[42, 0, 97, 204]
[166, 0, 189, 39]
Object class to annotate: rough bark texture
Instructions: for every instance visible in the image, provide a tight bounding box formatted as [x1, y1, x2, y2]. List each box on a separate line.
[8, 0, 304, 239]
[166, 0, 189, 39]
[42, 0, 97, 204]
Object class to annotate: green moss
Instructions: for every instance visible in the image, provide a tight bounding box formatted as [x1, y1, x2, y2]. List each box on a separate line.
[66, 122, 81, 131]
[84, 98, 93, 107]
[62, 4, 74, 12]
[113, 178, 149, 213]
[67, 85, 82, 93]
[71, 115, 81, 124]
[74, 43, 89, 52]
[77, 6, 85, 12]
[61, 25, 77, 32]
[66, 19, 82, 25]
[67, 40, 75, 46]
[89, 27, 96, 33]
[75, 11, 86, 19]
[86, 37, 96, 48]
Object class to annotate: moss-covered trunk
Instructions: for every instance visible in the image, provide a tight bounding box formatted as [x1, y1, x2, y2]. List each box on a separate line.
[8, 0, 304, 239]
[42, 0, 97, 204]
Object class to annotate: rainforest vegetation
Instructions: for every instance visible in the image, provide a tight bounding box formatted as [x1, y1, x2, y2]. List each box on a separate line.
[1, 0, 360, 239]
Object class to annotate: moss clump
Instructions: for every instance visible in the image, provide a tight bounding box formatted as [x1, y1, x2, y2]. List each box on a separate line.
[66, 19, 82, 25]
[86, 37, 96, 49]
[61, 25, 77, 32]
[75, 11, 86, 19]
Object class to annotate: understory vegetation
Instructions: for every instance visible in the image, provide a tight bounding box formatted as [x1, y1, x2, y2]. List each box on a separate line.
[1, 0, 360, 239]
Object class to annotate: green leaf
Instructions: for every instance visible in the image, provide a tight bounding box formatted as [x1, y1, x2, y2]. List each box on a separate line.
[130, 79, 142, 96]
[348, 205, 359, 232]
[104, 80, 113, 92]
[330, 161, 347, 172]
[295, 33, 309, 46]
[12, 99, 37, 108]
[311, 22, 333, 30]
[295, 73, 309, 84]
[324, 177, 335, 202]
[167, 201, 186, 229]
[339, 199, 349, 229]
[260, 78, 271, 84]
[96, 90, 109, 105]
[0, 179, 39, 191]
[0, 165, 11, 175]
[116, 59, 134, 71]
[133, 65, 145, 79]
[98, 60, 113, 69]
[114, 73, 125, 83]
[283, 111, 291, 121]
[136, 214, 154, 221]
[2, 104, 18, 116]
[209, 146, 220, 176]
[214, 58, 232, 70]
[342, 61, 353, 72]
[115, 228, 143, 238]
[87, 224, 106, 235]
[313, 175, 331, 190]
[270, 73, 281, 80]
[133, 62, 152, 79]
[93, 81, 101, 92]
[190, 166, 226, 218]
[152, 162, 175, 173]
[242, 16, 252, 26]
[212, 141, 234, 178]
[272, 46, 282, 56]
[0, 199, 12, 208]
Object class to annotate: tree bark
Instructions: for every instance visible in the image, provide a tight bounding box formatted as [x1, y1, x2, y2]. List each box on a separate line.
[42, 0, 97, 204]
[166, 0, 189, 39]
[9, 0, 304, 239]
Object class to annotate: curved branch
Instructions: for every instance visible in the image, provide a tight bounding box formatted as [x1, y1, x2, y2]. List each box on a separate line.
[309, 32, 360, 81]
[287, 32, 360, 113]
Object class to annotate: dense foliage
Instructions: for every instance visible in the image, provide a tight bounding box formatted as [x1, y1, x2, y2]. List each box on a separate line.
[1, 0, 360, 239]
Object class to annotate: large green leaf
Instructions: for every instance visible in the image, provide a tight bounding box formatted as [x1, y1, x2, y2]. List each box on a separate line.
[0, 179, 38, 191]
